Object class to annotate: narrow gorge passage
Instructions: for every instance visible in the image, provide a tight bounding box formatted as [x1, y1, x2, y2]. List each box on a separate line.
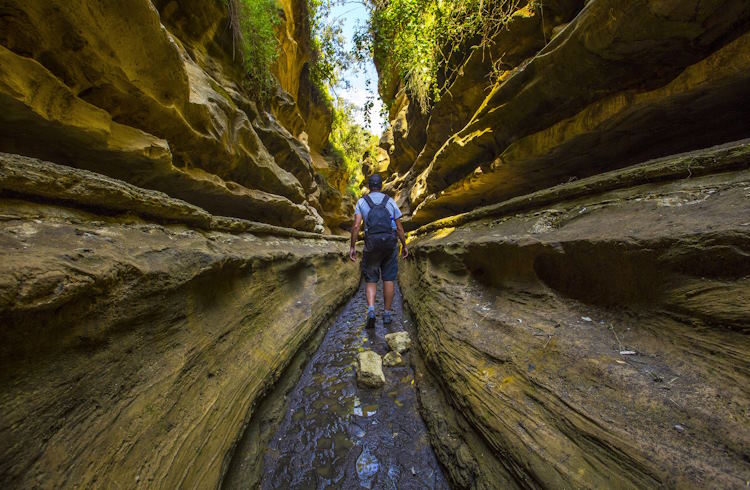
[227, 281, 448, 489]
[2, 0, 749, 487]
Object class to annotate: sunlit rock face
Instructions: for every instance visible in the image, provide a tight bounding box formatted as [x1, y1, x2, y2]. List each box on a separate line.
[0, 1, 363, 487]
[370, 0, 750, 487]
[0, 153, 360, 487]
[0, 0, 351, 232]
[378, 0, 750, 228]
[401, 141, 750, 488]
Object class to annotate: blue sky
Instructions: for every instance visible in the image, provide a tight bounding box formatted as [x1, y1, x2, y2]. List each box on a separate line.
[325, 1, 385, 135]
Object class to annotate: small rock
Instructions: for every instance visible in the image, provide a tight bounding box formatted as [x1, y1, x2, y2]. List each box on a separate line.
[350, 424, 365, 438]
[385, 331, 411, 353]
[356, 447, 379, 482]
[357, 351, 385, 387]
[674, 424, 686, 432]
[581, 316, 592, 322]
[619, 350, 637, 355]
[383, 351, 403, 367]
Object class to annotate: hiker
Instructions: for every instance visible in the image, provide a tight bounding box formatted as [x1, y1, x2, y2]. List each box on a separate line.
[349, 174, 408, 328]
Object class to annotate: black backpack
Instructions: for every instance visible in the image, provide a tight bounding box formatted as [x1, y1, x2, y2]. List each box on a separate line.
[363, 194, 397, 252]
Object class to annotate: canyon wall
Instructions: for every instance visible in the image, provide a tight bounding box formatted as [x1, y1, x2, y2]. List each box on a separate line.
[0, 0, 361, 487]
[0, 0, 352, 233]
[0, 153, 359, 488]
[380, 0, 750, 225]
[2, 0, 749, 487]
[376, 0, 750, 487]
[401, 142, 750, 488]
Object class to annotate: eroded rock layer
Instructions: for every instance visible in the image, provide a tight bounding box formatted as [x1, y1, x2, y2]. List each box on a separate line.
[377, 0, 750, 227]
[375, 4, 750, 482]
[400, 141, 750, 488]
[0, 0, 348, 232]
[0, 153, 359, 488]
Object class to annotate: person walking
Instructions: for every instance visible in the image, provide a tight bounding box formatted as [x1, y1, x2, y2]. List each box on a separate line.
[349, 174, 408, 329]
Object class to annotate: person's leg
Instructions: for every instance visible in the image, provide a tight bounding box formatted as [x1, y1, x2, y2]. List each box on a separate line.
[381, 247, 398, 324]
[383, 281, 394, 310]
[366, 282, 377, 307]
[361, 250, 380, 328]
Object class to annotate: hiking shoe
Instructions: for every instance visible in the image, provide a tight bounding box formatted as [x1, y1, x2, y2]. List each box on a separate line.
[366, 309, 376, 329]
[383, 311, 392, 325]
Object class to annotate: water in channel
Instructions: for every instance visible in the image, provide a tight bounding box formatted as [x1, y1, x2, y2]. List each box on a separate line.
[260, 281, 448, 489]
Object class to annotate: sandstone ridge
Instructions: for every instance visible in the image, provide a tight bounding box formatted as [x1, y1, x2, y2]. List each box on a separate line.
[0, 153, 359, 488]
[0, 0, 351, 232]
[400, 141, 750, 488]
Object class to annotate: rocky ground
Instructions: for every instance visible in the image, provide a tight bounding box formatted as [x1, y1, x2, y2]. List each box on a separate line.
[225, 281, 448, 489]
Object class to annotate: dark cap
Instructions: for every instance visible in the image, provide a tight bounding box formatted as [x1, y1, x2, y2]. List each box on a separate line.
[367, 174, 383, 190]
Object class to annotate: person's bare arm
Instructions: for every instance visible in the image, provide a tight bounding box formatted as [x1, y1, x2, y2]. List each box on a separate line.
[349, 214, 362, 261]
[395, 218, 409, 258]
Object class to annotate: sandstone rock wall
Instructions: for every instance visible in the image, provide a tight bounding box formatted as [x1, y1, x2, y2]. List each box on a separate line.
[0, 153, 360, 488]
[377, 0, 750, 228]
[0, 1, 364, 486]
[374, 1, 750, 487]
[0, 0, 346, 232]
[401, 141, 750, 488]
[265, 0, 357, 233]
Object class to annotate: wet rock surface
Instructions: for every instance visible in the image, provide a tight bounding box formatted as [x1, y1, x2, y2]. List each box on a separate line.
[357, 351, 386, 388]
[257, 281, 448, 489]
[382, 352, 404, 367]
[385, 331, 411, 354]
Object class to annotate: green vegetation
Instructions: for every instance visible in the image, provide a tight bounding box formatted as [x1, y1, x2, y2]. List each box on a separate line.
[227, 0, 376, 195]
[327, 98, 378, 198]
[358, 0, 523, 111]
[308, 0, 352, 96]
[228, 0, 281, 100]
[307, 1, 377, 197]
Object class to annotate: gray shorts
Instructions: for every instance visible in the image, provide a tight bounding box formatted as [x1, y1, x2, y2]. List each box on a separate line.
[361, 247, 398, 283]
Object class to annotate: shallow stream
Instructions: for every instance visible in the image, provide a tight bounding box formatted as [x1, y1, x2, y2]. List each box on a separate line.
[244, 281, 448, 489]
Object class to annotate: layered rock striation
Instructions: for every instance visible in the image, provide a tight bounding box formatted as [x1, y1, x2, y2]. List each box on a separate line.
[377, 0, 750, 227]
[372, 0, 750, 487]
[0, 153, 359, 487]
[0, 1, 364, 486]
[0, 0, 350, 232]
[2, 0, 750, 487]
[401, 141, 750, 488]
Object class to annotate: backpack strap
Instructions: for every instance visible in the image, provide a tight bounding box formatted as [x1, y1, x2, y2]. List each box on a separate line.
[363, 194, 375, 208]
[380, 195, 389, 206]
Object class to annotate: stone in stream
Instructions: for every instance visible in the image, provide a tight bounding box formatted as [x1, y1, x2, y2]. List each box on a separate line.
[385, 331, 411, 353]
[357, 350, 385, 387]
[356, 446, 379, 486]
[383, 351, 404, 367]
